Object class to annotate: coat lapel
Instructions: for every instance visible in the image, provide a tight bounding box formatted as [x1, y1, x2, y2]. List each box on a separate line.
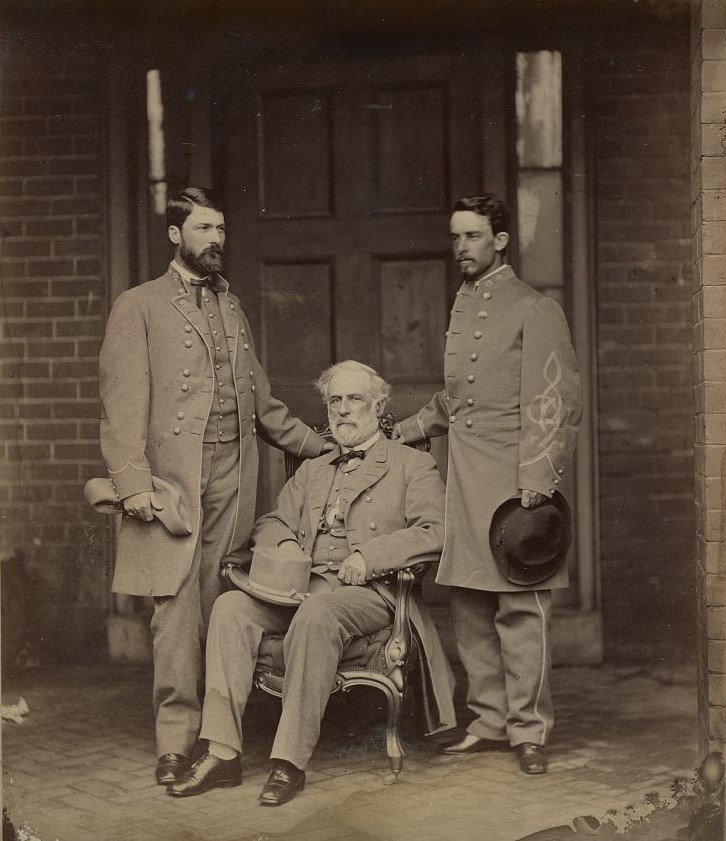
[218, 292, 240, 370]
[167, 265, 208, 340]
[345, 435, 390, 508]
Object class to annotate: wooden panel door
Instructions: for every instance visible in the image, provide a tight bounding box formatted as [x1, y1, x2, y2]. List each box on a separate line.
[221, 47, 508, 495]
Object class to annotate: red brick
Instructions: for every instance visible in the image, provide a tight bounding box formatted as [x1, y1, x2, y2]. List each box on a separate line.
[24, 136, 74, 156]
[55, 319, 103, 338]
[2, 239, 52, 257]
[75, 218, 100, 235]
[3, 320, 53, 339]
[49, 279, 101, 296]
[75, 258, 102, 276]
[26, 339, 75, 358]
[53, 238, 101, 258]
[25, 381, 77, 399]
[46, 115, 98, 135]
[0, 177, 23, 196]
[17, 403, 52, 418]
[25, 299, 76, 318]
[72, 135, 101, 155]
[24, 218, 74, 236]
[48, 157, 103, 176]
[27, 258, 75, 277]
[79, 381, 101, 399]
[6, 442, 51, 460]
[54, 443, 97, 460]
[1, 116, 47, 137]
[51, 197, 99, 216]
[24, 176, 76, 197]
[77, 339, 103, 357]
[25, 422, 78, 440]
[54, 401, 100, 419]
[0, 261, 28, 279]
[0, 158, 49, 177]
[0, 196, 52, 216]
[0, 361, 50, 379]
[52, 360, 99, 378]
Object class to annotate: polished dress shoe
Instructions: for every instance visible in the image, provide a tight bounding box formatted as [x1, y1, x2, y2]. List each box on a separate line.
[516, 742, 548, 775]
[258, 760, 305, 806]
[439, 734, 511, 755]
[155, 753, 189, 785]
[167, 750, 242, 797]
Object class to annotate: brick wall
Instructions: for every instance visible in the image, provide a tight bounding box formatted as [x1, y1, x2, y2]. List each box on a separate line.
[691, 0, 726, 752]
[0, 41, 110, 665]
[592, 29, 696, 663]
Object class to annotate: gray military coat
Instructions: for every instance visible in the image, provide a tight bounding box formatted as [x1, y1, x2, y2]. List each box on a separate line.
[250, 436, 457, 733]
[99, 265, 325, 598]
[399, 266, 582, 592]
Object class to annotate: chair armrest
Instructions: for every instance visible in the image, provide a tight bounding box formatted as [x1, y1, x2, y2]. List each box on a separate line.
[380, 563, 426, 673]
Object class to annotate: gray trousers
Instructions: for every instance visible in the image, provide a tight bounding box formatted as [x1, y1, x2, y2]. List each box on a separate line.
[150, 440, 239, 757]
[199, 585, 392, 770]
[450, 587, 553, 747]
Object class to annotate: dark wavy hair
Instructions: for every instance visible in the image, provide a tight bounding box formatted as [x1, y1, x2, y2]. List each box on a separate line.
[452, 194, 509, 236]
[166, 186, 224, 230]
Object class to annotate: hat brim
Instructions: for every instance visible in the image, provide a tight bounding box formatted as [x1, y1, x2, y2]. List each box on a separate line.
[226, 567, 332, 606]
[83, 477, 193, 536]
[498, 558, 566, 587]
[490, 492, 571, 587]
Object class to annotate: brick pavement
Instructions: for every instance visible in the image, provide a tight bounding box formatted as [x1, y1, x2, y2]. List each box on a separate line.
[2, 661, 699, 841]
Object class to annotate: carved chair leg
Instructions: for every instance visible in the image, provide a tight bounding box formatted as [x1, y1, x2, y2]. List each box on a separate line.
[341, 674, 405, 777]
[382, 682, 404, 777]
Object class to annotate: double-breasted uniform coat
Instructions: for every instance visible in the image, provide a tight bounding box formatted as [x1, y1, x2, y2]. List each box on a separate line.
[99, 264, 325, 756]
[399, 264, 582, 747]
[200, 435, 456, 770]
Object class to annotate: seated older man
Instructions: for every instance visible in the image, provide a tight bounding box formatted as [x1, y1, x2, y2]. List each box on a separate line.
[167, 359, 456, 805]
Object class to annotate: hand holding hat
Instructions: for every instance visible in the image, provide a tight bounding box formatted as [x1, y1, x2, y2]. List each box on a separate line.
[490, 491, 571, 586]
[83, 476, 193, 536]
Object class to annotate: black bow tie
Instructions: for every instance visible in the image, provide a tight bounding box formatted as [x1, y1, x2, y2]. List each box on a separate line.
[331, 450, 366, 466]
[190, 275, 226, 306]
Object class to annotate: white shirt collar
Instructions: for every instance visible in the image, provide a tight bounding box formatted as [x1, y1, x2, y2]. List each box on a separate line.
[171, 259, 206, 289]
[341, 430, 381, 454]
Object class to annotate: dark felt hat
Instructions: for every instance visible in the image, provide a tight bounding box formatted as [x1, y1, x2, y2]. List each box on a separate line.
[490, 492, 571, 586]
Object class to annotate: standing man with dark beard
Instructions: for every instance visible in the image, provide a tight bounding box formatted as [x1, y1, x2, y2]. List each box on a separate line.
[98, 187, 328, 785]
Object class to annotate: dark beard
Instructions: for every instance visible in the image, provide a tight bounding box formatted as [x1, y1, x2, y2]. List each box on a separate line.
[180, 242, 224, 276]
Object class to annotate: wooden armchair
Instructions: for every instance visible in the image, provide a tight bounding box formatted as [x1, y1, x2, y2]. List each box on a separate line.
[221, 415, 431, 778]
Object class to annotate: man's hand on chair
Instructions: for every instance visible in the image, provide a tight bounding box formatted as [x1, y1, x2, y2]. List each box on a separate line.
[338, 552, 367, 586]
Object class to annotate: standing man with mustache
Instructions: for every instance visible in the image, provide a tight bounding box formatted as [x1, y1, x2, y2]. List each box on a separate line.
[393, 194, 582, 775]
[98, 187, 328, 785]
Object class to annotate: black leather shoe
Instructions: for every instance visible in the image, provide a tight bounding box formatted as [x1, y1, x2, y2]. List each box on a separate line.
[258, 760, 305, 807]
[155, 753, 189, 785]
[167, 750, 242, 797]
[439, 734, 511, 755]
[516, 742, 548, 775]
